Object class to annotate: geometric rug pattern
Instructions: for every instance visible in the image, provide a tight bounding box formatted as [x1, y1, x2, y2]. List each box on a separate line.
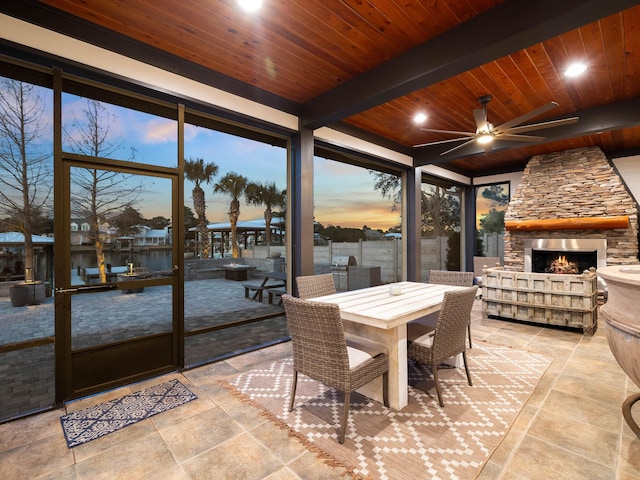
[223, 343, 552, 480]
[60, 379, 197, 448]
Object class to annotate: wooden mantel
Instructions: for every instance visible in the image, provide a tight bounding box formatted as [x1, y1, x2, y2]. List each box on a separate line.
[505, 216, 629, 232]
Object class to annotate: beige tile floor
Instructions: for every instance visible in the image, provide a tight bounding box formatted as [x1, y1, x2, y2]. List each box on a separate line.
[1, 300, 639, 480]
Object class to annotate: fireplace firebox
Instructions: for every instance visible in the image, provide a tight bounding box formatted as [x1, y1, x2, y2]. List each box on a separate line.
[524, 239, 606, 273]
[532, 250, 597, 274]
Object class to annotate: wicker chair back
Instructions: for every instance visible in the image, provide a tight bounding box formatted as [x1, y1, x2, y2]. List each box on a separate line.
[296, 273, 336, 299]
[408, 286, 478, 406]
[282, 294, 389, 443]
[428, 269, 474, 286]
[428, 270, 475, 347]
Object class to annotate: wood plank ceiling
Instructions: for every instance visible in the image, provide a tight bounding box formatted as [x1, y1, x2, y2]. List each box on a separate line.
[4, 0, 640, 177]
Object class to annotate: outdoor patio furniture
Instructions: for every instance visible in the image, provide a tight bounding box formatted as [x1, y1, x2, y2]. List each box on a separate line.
[308, 281, 463, 410]
[243, 271, 287, 301]
[407, 286, 477, 407]
[282, 294, 389, 443]
[296, 273, 336, 299]
[82, 266, 128, 284]
[473, 256, 501, 293]
[222, 264, 256, 281]
[267, 287, 286, 305]
[428, 270, 475, 348]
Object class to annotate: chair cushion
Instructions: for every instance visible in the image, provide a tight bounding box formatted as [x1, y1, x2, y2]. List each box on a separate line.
[346, 334, 388, 357]
[413, 331, 435, 347]
[407, 321, 434, 342]
[347, 346, 373, 369]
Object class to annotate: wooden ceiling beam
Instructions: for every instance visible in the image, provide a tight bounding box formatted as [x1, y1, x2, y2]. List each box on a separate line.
[300, 0, 640, 130]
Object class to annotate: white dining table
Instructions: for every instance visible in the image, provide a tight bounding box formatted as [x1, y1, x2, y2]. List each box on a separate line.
[310, 281, 464, 410]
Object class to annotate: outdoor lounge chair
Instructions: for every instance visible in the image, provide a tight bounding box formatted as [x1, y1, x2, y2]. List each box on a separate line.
[428, 269, 475, 348]
[407, 286, 478, 407]
[296, 273, 336, 299]
[282, 294, 389, 443]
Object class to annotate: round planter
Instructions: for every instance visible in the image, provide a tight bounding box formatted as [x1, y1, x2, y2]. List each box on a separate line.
[599, 265, 640, 438]
[9, 282, 47, 307]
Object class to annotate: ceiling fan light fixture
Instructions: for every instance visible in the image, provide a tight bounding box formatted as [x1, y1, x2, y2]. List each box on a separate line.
[476, 133, 494, 145]
[564, 62, 587, 77]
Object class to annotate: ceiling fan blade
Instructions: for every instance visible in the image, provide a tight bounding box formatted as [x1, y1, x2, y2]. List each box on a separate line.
[413, 136, 475, 148]
[473, 108, 488, 132]
[420, 128, 475, 137]
[440, 138, 477, 155]
[492, 101, 559, 132]
[500, 116, 579, 135]
[496, 133, 546, 142]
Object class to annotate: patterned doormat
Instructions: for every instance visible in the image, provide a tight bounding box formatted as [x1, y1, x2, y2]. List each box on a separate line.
[60, 379, 197, 448]
[222, 343, 551, 480]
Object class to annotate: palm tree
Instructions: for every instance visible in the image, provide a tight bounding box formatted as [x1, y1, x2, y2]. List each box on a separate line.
[184, 158, 218, 258]
[245, 181, 285, 246]
[214, 172, 248, 258]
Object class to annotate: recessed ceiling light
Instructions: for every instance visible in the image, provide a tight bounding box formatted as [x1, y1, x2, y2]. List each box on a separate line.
[238, 0, 263, 12]
[564, 62, 587, 77]
[413, 112, 427, 124]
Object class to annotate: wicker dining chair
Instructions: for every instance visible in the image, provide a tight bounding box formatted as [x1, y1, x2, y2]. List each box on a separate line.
[282, 294, 389, 443]
[428, 270, 475, 348]
[296, 273, 337, 299]
[407, 286, 478, 407]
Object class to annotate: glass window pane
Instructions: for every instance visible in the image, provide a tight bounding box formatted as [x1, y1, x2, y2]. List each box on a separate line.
[475, 183, 509, 260]
[314, 157, 402, 286]
[0, 77, 55, 422]
[184, 126, 286, 259]
[183, 124, 288, 366]
[62, 93, 178, 168]
[70, 168, 173, 285]
[420, 180, 462, 277]
[71, 285, 172, 350]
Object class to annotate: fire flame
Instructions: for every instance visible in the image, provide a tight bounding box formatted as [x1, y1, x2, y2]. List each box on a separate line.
[548, 255, 579, 274]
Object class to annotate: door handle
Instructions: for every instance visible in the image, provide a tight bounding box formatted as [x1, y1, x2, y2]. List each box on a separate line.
[55, 284, 119, 295]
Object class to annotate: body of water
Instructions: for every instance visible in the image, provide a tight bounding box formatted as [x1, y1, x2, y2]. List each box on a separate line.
[71, 248, 173, 273]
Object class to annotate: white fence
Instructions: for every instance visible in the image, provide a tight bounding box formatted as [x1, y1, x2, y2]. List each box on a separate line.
[246, 237, 452, 284]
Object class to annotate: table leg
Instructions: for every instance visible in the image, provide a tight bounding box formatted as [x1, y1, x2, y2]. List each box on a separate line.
[343, 321, 408, 410]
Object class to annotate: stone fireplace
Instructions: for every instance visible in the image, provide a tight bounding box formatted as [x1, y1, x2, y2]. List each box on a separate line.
[504, 147, 639, 271]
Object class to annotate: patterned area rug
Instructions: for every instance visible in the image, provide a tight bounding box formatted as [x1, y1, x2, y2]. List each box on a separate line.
[223, 343, 551, 480]
[60, 379, 197, 448]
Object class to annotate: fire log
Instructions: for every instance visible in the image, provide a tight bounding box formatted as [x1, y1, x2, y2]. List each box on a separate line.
[505, 215, 629, 231]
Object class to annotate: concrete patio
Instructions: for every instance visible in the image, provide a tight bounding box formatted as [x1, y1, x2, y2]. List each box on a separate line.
[0, 277, 288, 422]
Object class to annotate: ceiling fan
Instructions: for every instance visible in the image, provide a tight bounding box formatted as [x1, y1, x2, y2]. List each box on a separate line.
[414, 95, 579, 155]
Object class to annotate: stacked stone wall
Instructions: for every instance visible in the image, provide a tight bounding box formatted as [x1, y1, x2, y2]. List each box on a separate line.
[504, 146, 639, 270]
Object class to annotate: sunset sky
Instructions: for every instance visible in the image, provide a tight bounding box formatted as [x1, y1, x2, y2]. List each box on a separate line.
[62, 93, 400, 231]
